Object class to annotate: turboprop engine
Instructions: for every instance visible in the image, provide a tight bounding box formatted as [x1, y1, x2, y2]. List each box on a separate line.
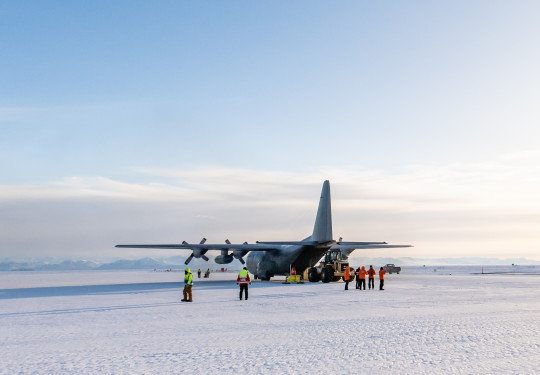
[215, 253, 233, 264]
[184, 238, 209, 265]
[226, 239, 249, 264]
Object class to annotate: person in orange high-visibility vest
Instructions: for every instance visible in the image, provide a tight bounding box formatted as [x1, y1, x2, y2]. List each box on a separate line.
[367, 265, 376, 290]
[379, 267, 386, 290]
[356, 266, 367, 290]
[344, 266, 351, 290]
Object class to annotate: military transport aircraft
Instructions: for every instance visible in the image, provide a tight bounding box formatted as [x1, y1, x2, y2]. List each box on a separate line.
[116, 180, 411, 280]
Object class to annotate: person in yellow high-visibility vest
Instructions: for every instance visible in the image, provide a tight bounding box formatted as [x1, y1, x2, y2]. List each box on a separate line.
[237, 267, 252, 300]
[181, 268, 193, 302]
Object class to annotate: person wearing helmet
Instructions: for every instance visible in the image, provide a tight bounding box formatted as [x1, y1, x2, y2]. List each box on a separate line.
[237, 267, 252, 300]
[181, 268, 193, 302]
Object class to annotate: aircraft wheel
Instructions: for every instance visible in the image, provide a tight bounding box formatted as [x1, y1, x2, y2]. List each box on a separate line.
[321, 268, 334, 283]
[308, 267, 320, 282]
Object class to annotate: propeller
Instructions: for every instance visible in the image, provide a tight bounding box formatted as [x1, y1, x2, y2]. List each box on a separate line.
[184, 238, 209, 265]
[227, 239, 249, 264]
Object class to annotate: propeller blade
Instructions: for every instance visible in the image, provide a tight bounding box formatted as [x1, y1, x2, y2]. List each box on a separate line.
[238, 257, 245, 265]
[185, 253, 194, 265]
[202, 255, 209, 261]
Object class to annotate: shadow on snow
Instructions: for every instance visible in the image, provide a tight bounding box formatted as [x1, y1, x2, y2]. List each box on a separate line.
[0, 279, 290, 300]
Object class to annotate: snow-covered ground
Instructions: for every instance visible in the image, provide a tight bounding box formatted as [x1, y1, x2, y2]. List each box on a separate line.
[1, 267, 539, 374]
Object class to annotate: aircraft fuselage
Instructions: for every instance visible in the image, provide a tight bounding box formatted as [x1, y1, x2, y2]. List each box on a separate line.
[246, 244, 330, 280]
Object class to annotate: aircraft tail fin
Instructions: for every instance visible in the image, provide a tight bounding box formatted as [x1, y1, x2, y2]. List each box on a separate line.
[311, 180, 333, 243]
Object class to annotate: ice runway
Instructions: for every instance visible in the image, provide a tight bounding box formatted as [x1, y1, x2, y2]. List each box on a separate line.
[1, 268, 539, 374]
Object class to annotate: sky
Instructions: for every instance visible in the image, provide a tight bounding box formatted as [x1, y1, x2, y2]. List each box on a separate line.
[1, 1, 540, 261]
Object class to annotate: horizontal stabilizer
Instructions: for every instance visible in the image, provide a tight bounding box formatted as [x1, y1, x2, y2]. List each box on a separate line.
[332, 244, 412, 250]
[334, 244, 413, 259]
[338, 241, 387, 245]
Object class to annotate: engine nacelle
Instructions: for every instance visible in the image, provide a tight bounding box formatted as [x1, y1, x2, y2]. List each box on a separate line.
[233, 250, 249, 259]
[215, 255, 234, 264]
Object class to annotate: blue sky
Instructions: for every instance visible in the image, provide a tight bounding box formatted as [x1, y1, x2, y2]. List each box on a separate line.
[1, 1, 540, 261]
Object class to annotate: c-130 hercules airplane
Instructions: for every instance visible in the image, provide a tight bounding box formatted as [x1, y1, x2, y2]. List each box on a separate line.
[116, 180, 411, 281]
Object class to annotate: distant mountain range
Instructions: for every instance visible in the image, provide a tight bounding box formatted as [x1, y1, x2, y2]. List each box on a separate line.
[0, 257, 177, 271]
[0, 255, 538, 271]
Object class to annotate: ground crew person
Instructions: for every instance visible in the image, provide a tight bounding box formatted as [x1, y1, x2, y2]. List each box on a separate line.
[237, 267, 251, 300]
[357, 266, 367, 290]
[367, 265, 376, 290]
[197, 269, 201, 278]
[181, 268, 193, 302]
[344, 266, 351, 290]
[379, 267, 386, 290]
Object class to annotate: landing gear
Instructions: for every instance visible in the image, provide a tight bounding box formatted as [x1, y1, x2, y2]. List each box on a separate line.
[321, 267, 334, 283]
[308, 267, 320, 282]
[259, 271, 274, 281]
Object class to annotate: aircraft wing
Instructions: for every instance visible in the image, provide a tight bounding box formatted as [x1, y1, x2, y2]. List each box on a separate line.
[115, 243, 280, 251]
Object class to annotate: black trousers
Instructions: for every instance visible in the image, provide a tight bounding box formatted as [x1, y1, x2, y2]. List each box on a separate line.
[379, 279, 384, 290]
[357, 278, 366, 290]
[368, 278, 374, 289]
[344, 280, 349, 290]
[239, 284, 248, 300]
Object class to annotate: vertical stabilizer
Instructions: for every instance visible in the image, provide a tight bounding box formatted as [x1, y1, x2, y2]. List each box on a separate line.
[311, 180, 333, 242]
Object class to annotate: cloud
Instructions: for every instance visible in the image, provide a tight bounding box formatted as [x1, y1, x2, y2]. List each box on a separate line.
[1, 157, 540, 260]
